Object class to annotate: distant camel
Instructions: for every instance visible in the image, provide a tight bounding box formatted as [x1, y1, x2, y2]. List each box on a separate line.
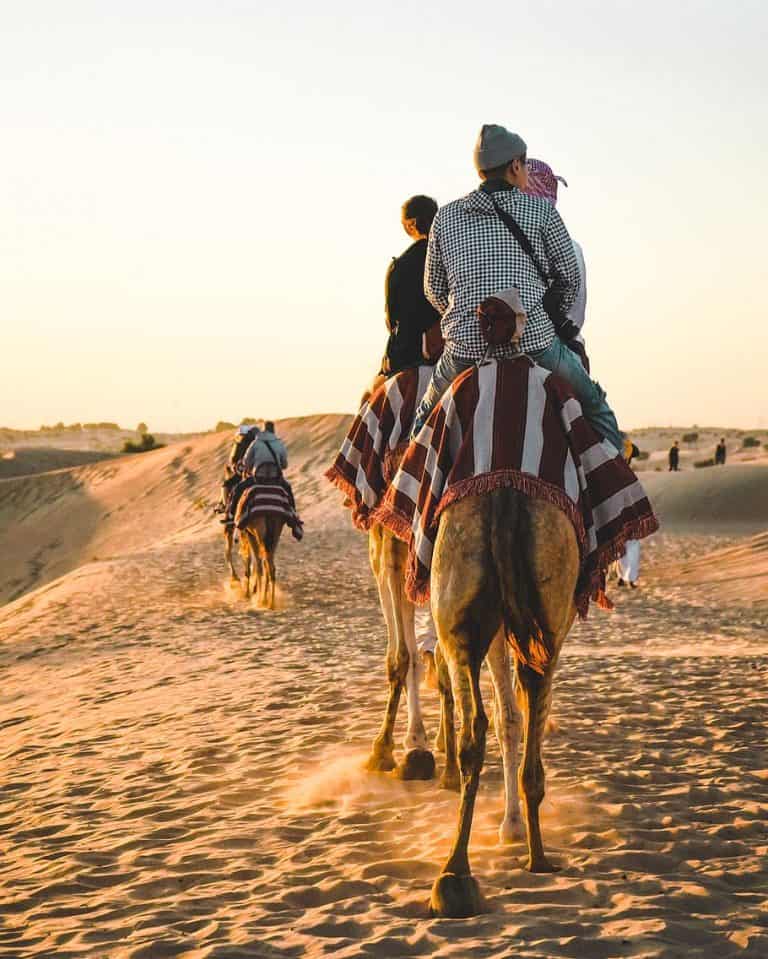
[225, 515, 284, 608]
[428, 487, 579, 918]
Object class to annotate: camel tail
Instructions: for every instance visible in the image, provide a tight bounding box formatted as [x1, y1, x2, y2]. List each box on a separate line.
[490, 489, 553, 675]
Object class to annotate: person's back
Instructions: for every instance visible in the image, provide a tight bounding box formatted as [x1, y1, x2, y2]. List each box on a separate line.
[243, 421, 288, 477]
[412, 123, 623, 452]
[383, 195, 441, 376]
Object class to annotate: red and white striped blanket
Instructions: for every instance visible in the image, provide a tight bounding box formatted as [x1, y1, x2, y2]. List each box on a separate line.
[370, 357, 658, 615]
[235, 482, 296, 529]
[325, 365, 434, 530]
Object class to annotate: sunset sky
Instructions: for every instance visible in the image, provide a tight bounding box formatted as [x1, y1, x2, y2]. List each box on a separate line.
[3, 0, 767, 432]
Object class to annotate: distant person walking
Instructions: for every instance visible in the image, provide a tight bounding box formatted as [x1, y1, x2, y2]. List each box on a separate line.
[715, 437, 727, 465]
[668, 441, 680, 471]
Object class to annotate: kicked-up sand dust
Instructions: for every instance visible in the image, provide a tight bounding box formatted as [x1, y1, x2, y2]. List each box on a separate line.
[1, 422, 767, 958]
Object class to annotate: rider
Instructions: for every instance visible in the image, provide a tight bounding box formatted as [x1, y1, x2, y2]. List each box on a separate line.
[216, 424, 260, 514]
[225, 421, 303, 540]
[411, 123, 623, 452]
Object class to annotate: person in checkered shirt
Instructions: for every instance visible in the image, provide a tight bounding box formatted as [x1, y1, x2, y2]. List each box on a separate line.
[411, 124, 622, 452]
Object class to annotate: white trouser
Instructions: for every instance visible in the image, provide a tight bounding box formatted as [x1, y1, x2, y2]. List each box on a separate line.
[617, 540, 640, 583]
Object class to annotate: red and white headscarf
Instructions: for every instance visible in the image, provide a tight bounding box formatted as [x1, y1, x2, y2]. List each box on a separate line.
[525, 159, 568, 207]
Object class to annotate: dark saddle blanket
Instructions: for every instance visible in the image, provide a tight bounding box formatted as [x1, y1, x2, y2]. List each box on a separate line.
[235, 481, 298, 530]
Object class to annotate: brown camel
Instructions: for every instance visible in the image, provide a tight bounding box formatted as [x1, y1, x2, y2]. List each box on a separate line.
[428, 486, 579, 918]
[225, 515, 284, 608]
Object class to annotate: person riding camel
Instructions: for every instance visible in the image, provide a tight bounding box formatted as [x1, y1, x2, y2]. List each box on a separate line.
[411, 123, 623, 452]
[223, 421, 303, 540]
[215, 423, 260, 514]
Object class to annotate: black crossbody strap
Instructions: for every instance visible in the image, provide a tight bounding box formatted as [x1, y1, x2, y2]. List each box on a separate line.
[263, 440, 281, 470]
[488, 197, 550, 287]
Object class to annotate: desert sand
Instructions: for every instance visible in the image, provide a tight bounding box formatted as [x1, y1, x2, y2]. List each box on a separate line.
[1, 422, 767, 958]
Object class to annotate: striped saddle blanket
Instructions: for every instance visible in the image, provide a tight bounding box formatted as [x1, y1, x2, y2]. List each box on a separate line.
[235, 481, 296, 529]
[325, 365, 434, 529]
[331, 357, 659, 617]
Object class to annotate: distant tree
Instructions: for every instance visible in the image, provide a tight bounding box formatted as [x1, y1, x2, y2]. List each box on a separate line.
[122, 433, 164, 454]
[682, 432, 699, 445]
[137, 422, 148, 435]
[240, 417, 259, 425]
[215, 421, 237, 432]
[743, 436, 760, 448]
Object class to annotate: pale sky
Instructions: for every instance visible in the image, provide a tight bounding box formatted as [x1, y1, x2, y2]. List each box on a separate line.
[3, 0, 767, 432]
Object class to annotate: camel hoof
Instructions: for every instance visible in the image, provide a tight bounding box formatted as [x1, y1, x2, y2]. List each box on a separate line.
[429, 872, 485, 918]
[439, 766, 461, 792]
[526, 855, 560, 874]
[395, 748, 435, 781]
[498, 817, 525, 844]
[365, 751, 396, 773]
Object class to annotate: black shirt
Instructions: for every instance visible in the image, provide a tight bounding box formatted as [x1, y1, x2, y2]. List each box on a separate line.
[384, 239, 440, 374]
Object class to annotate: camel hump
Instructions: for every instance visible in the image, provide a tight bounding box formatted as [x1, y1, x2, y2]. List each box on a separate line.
[488, 488, 575, 674]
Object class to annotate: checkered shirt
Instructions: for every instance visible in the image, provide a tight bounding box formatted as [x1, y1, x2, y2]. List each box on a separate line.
[425, 185, 580, 359]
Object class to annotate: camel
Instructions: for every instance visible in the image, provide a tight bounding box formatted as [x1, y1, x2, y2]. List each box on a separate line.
[428, 486, 579, 918]
[224, 515, 284, 608]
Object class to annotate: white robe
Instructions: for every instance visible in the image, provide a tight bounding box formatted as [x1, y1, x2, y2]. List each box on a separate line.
[617, 539, 640, 583]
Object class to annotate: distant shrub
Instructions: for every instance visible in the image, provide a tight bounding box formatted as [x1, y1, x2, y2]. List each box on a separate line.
[65, 423, 82, 431]
[215, 421, 237, 432]
[742, 436, 760, 448]
[122, 433, 163, 454]
[240, 417, 260, 425]
[636, 450, 650, 460]
[137, 422, 148, 435]
[682, 432, 699, 444]
[694, 458, 715, 468]
[84, 422, 120, 431]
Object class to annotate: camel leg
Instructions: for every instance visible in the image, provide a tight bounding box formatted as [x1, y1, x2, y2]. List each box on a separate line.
[435, 642, 459, 791]
[387, 536, 433, 781]
[430, 649, 488, 917]
[365, 529, 403, 773]
[240, 535, 252, 598]
[516, 661, 558, 873]
[224, 527, 239, 583]
[487, 631, 524, 843]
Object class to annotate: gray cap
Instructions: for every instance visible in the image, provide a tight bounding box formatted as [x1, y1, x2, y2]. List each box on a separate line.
[473, 124, 527, 173]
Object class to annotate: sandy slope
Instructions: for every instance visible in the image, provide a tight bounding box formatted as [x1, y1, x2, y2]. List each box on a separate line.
[1, 416, 767, 958]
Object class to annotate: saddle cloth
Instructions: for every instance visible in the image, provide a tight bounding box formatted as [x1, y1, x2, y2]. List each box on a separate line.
[325, 365, 434, 530]
[368, 357, 659, 616]
[235, 482, 296, 529]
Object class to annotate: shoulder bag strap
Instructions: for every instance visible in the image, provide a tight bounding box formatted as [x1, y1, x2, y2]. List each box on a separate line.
[487, 196, 550, 286]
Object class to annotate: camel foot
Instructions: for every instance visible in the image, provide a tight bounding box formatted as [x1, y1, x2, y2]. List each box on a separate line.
[439, 765, 461, 792]
[498, 816, 525, 844]
[429, 872, 485, 918]
[365, 750, 396, 773]
[526, 854, 560, 874]
[395, 748, 435, 781]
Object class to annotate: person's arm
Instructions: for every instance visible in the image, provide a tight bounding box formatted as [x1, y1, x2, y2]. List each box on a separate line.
[424, 214, 449, 316]
[278, 441, 288, 469]
[543, 207, 580, 313]
[241, 441, 255, 473]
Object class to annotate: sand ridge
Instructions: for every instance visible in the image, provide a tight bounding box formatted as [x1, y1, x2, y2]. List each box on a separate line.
[1, 419, 767, 957]
[1, 525, 767, 958]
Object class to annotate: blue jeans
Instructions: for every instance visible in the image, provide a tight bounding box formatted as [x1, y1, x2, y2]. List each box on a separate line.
[531, 338, 622, 451]
[412, 352, 473, 436]
[411, 340, 622, 451]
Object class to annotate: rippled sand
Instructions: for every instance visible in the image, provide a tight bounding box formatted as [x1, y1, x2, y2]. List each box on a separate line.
[2, 526, 767, 958]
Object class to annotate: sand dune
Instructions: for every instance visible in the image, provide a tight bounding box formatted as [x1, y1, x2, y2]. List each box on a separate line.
[1, 416, 766, 958]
